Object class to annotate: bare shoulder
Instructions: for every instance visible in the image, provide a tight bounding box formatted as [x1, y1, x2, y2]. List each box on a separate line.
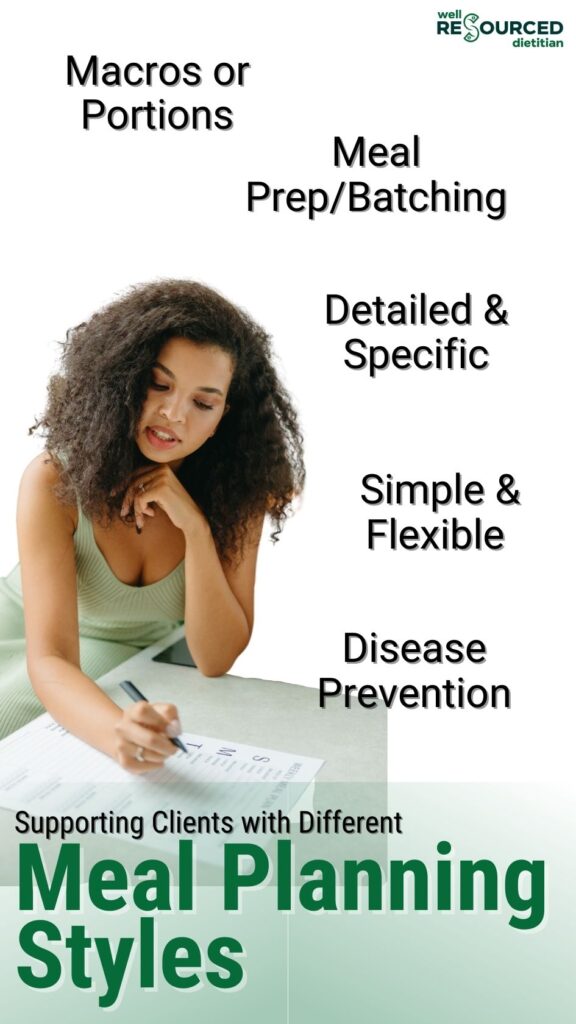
[18, 453, 77, 531]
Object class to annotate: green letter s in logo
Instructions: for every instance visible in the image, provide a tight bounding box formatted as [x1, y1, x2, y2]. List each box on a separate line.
[463, 13, 480, 42]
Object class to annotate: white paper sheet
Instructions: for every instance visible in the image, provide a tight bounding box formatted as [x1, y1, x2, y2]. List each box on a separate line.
[0, 714, 323, 855]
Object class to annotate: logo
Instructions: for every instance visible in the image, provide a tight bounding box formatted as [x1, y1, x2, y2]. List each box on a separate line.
[436, 12, 565, 47]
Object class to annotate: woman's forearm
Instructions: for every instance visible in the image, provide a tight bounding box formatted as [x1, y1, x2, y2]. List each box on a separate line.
[29, 655, 123, 759]
[30, 655, 182, 773]
[182, 519, 251, 676]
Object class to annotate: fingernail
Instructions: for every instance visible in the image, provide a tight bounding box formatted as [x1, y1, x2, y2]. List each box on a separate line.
[136, 523, 142, 535]
[166, 718, 182, 738]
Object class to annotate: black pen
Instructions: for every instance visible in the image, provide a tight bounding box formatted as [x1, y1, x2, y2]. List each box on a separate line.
[120, 680, 188, 754]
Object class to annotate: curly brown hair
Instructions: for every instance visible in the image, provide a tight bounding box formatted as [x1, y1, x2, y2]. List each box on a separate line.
[32, 280, 305, 559]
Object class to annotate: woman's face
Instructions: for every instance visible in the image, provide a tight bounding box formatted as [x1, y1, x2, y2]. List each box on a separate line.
[136, 337, 233, 468]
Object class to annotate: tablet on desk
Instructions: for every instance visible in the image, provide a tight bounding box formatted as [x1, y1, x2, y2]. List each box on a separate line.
[152, 637, 196, 668]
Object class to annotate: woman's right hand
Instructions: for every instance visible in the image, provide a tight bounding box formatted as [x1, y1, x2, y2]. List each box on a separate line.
[114, 700, 183, 773]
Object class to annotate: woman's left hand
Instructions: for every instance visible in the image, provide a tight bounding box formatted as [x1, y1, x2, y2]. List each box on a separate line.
[120, 466, 207, 535]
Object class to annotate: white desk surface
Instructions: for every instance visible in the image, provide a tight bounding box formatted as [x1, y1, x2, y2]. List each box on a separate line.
[0, 627, 387, 880]
[100, 626, 387, 785]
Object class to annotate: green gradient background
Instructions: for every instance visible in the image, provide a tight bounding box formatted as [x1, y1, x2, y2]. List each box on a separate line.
[1, 783, 573, 1022]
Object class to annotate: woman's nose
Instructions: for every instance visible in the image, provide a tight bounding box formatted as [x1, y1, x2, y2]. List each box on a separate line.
[159, 394, 186, 423]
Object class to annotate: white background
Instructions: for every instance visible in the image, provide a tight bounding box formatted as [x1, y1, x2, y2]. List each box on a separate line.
[2, 0, 573, 783]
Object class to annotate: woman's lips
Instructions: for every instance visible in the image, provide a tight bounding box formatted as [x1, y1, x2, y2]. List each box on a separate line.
[145, 426, 180, 450]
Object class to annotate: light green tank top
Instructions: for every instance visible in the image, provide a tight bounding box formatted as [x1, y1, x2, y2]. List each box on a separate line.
[5, 508, 185, 649]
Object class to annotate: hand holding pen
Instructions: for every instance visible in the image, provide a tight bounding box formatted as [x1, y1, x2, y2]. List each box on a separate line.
[114, 679, 187, 773]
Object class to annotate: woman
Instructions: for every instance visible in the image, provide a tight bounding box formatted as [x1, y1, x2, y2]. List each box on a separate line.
[0, 280, 304, 770]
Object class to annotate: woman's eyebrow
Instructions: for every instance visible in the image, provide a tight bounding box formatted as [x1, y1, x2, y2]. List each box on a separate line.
[154, 360, 176, 379]
[153, 361, 224, 396]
